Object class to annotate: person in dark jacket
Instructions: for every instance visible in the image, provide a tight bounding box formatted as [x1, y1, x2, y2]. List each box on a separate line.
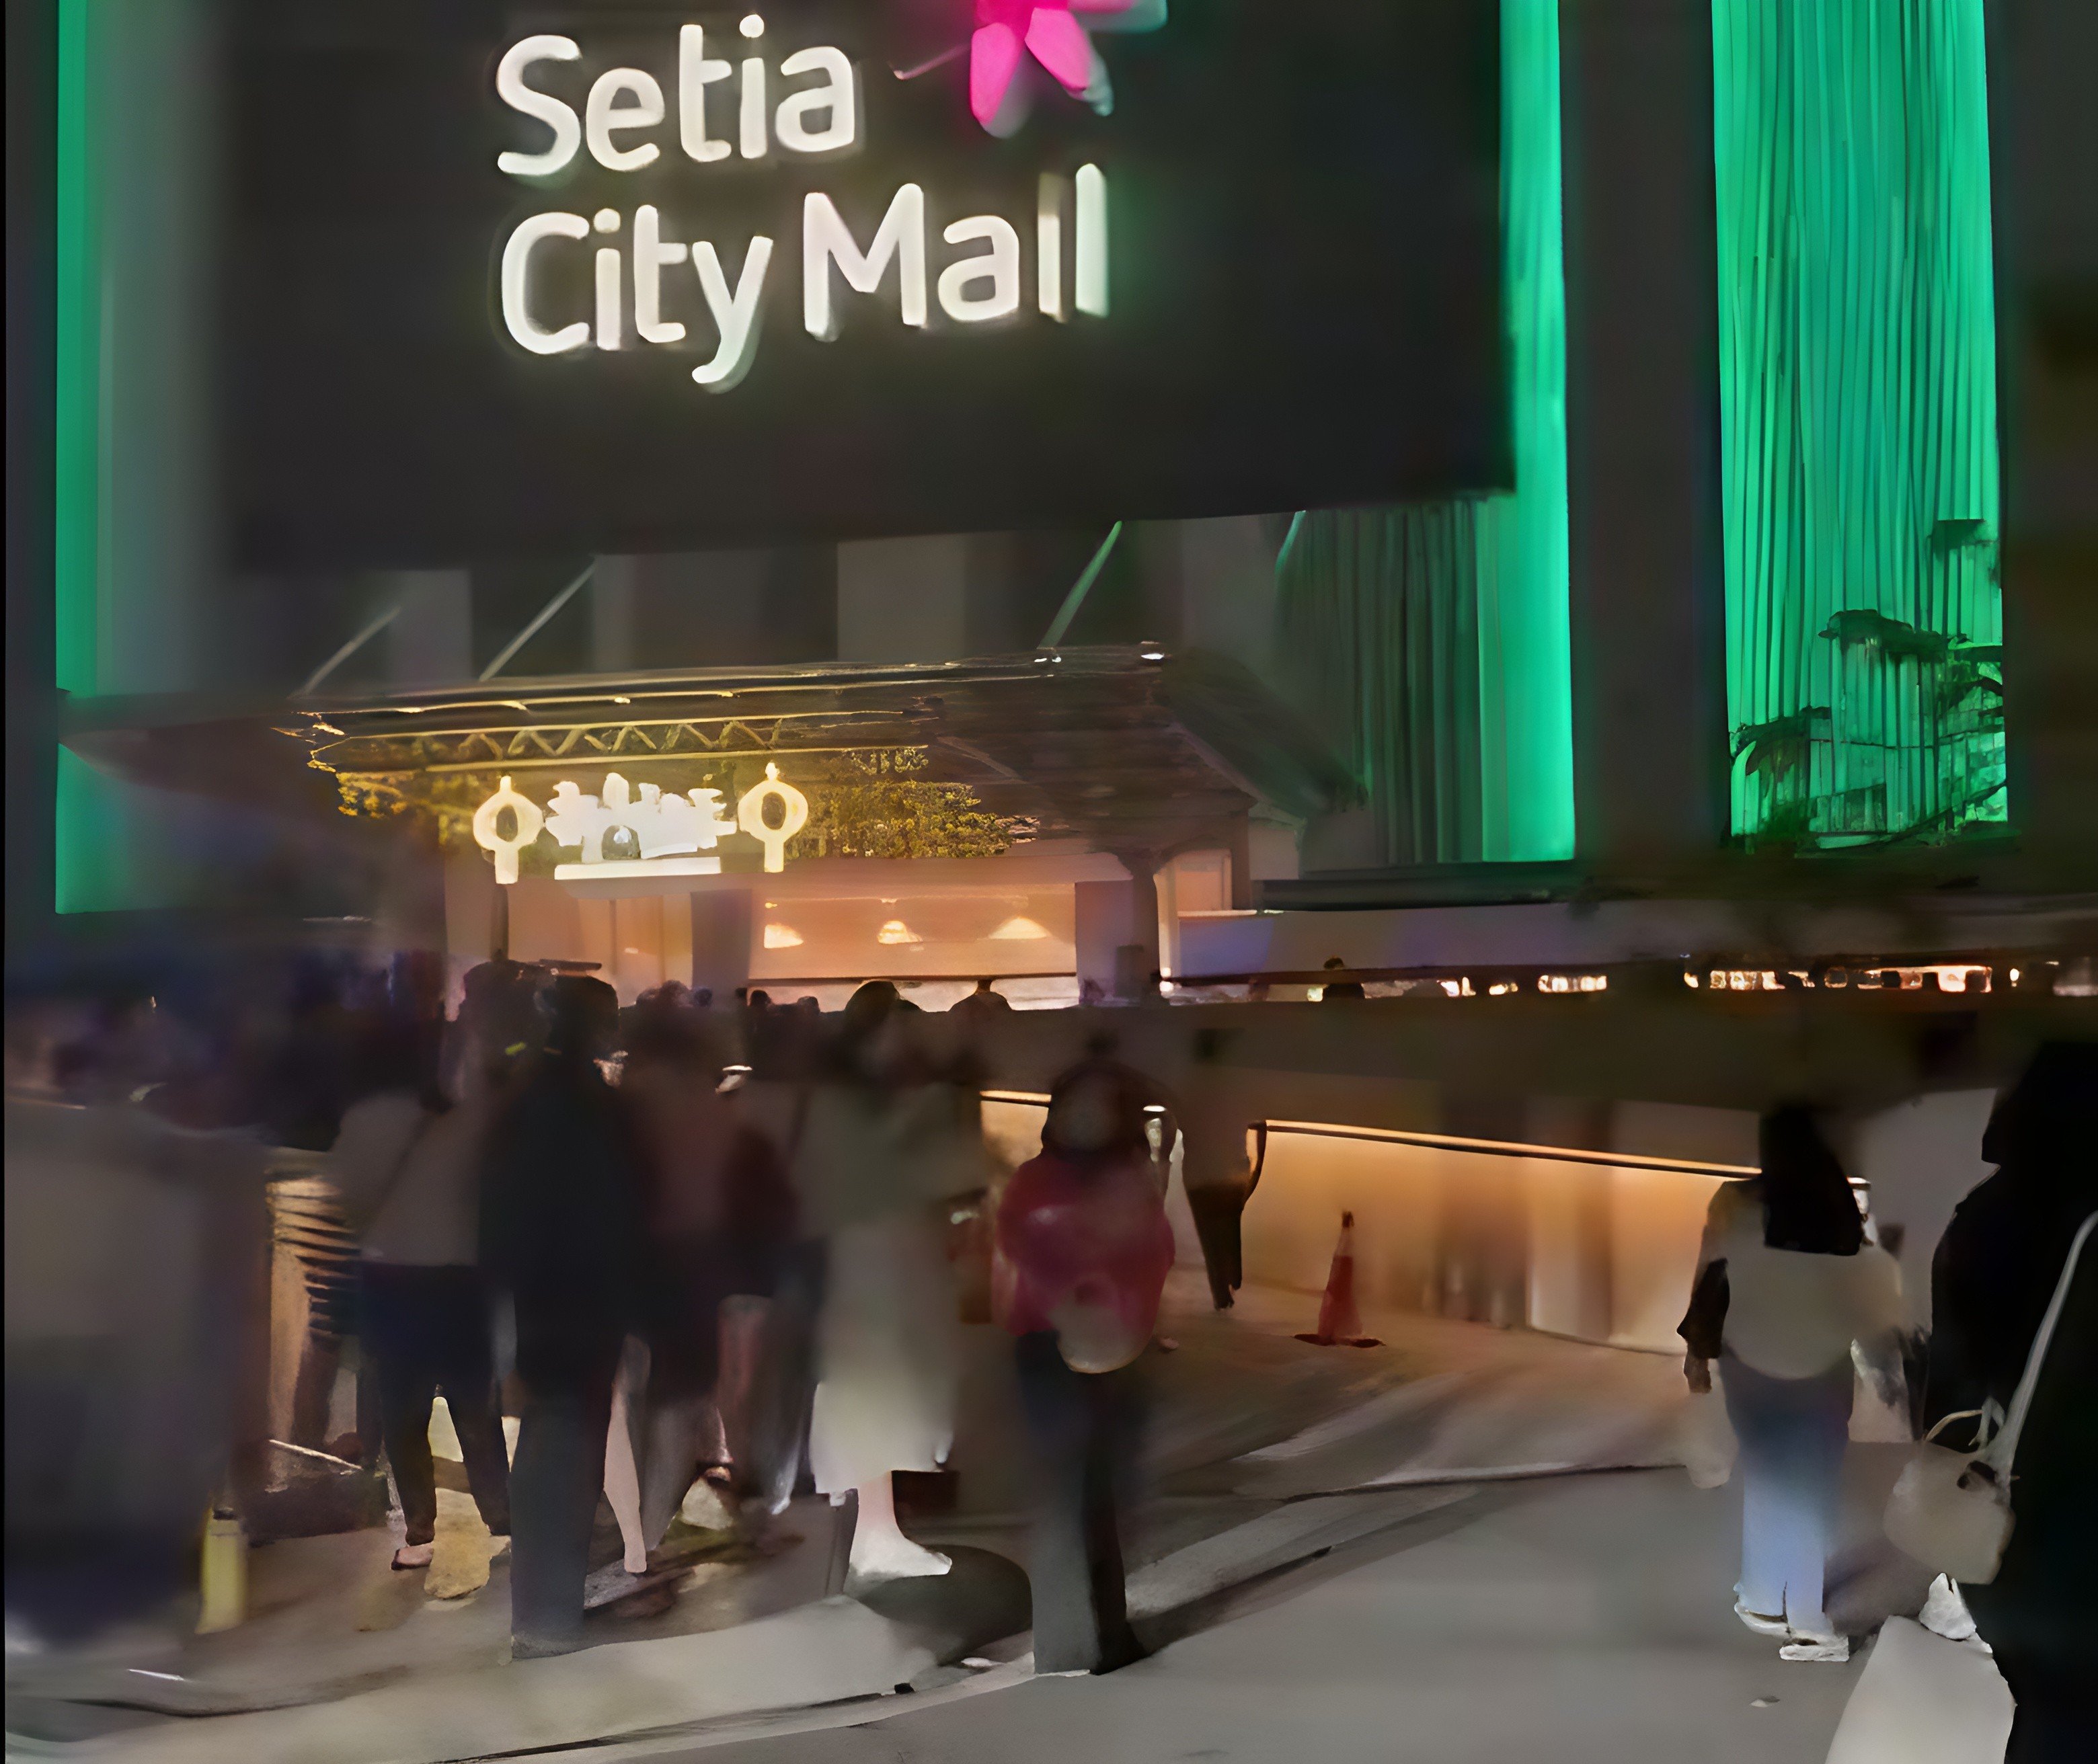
[1923, 1043, 2098, 1763]
[480, 975, 650, 1657]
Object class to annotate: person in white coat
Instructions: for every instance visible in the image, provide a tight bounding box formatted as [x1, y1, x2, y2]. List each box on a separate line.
[793, 986, 986, 1584]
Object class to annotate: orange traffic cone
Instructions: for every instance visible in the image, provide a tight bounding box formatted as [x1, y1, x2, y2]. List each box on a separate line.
[1296, 1211, 1382, 1347]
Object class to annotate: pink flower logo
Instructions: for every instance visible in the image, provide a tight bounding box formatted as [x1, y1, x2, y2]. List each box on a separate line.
[900, 1, 1166, 136]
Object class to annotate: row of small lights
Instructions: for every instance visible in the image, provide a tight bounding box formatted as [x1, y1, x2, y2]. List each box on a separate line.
[1300, 973, 1611, 1002]
[1278, 965, 2041, 1001]
[761, 910, 1052, 951]
[1685, 963, 2019, 993]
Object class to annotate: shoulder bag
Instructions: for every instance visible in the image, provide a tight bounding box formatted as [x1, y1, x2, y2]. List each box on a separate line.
[1883, 1210, 2096, 1585]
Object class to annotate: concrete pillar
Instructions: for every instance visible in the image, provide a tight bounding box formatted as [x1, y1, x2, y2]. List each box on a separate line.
[1074, 878, 1132, 1000]
[1081, 854, 1163, 999]
[444, 850, 498, 971]
[687, 888, 754, 1002]
[1177, 516, 1280, 680]
[384, 570, 472, 686]
[1155, 860, 1182, 980]
[609, 896, 665, 1003]
[591, 555, 641, 673]
[1995, 0, 2098, 876]
[1561, 0, 1729, 867]
[837, 535, 969, 662]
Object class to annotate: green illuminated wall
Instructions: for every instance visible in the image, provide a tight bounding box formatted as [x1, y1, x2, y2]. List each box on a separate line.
[1714, 0, 2005, 846]
[55, 0, 100, 700]
[54, 0, 124, 912]
[1276, 0, 1575, 866]
[53, 0, 220, 912]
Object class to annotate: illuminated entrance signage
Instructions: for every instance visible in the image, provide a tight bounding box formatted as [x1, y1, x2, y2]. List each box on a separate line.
[472, 764, 810, 882]
[495, 19, 1110, 386]
[227, 2, 1504, 563]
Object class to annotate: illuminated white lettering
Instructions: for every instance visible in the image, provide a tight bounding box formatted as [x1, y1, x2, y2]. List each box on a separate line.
[738, 13, 769, 158]
[497, 35, 1114, 375]
[500, 212, 590, 354]
[633, 205, 689, 344]
[1037, 174, 1063, 319]
[802, 185, 927, 339]
[691, 237, 775, 389]
[586, 67, 664, 171]
[775, 47, 856, 153]
[594, 208, 623, 348]
[495, 36, 582, 177]
[678, 26, 732, 164]
[939, 216, 1021, 323]
[1075, 163, 1108, 317]
[740, 58, 769, 158]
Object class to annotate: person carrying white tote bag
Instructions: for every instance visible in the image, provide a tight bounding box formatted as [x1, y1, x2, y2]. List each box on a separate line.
[1885, 1212, 2095, 1586]
[1821, 1212, 2093, 1764]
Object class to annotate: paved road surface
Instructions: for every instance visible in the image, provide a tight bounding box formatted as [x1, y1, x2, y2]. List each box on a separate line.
[640, 1469, 1864, 1764]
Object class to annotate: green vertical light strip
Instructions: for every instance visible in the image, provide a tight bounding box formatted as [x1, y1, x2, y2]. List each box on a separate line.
[54, 0, 120, 912]
[1275, 0, 1574, 866]
[55, 0, 101, 698]
[1479, 0, 1575, 863]
[1714, 0, 2005, 846]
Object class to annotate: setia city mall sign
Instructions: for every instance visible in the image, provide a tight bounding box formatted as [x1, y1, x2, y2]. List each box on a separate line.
[472, 765, 809, 884]
[227, 1, 1504, 564]
[494, 7, 1157, 384]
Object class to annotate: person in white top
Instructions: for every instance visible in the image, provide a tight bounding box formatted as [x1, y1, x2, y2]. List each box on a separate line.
[1680, 1106, 1903, 1662]
[333, 981, 527, 1570]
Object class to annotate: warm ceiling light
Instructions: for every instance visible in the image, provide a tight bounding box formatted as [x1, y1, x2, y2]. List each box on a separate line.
[988, 915, 1050, 941]
[876, 919, 923, 946]
[763, 922, 804, 949]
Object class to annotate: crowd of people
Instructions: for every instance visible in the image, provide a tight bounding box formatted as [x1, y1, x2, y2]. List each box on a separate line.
[18, 952, 2089, 1741]
[112, 955, 1207, 1669]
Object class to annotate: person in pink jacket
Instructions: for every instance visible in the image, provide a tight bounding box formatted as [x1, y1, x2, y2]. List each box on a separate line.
[996, 1059, 1174, 1675]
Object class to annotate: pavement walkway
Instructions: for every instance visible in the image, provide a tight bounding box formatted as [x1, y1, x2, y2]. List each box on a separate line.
[626, 1469, 1881, 1764]
[8, 1281, 1916, 1763]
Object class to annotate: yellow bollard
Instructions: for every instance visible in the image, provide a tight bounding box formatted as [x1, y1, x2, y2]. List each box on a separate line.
[197, 1504, 247, 1634]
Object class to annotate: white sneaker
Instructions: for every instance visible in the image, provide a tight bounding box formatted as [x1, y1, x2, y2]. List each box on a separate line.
[1779, 1634, 1851, 1663]
[1918, 1574, 1978, 1641]
[1734, 1600, 1791, 1638]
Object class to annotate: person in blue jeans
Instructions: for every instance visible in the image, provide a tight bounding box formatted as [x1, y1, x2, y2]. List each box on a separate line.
[1680, 1107, 1902, 1661]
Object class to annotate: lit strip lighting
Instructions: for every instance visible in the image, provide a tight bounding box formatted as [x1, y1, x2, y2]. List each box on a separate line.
[1261, 1120, 1757, 1180]
[980, 1094, 1756, 1181]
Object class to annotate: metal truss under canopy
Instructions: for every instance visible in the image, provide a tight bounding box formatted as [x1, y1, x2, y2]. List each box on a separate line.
[64, 648, 1355, 862]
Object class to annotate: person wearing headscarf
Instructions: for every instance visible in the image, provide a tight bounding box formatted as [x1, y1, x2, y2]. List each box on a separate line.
[1679, 1106, 1902, 1661]
[1923, 1043, 2098, 1761]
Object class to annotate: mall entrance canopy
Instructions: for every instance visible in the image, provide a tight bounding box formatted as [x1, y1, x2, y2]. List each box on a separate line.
[62, 645, 1355, 1000]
